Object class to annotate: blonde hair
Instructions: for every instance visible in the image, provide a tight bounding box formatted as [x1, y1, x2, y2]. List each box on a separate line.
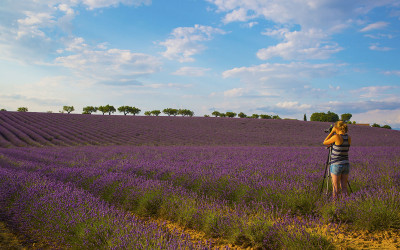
[335, 121, 348, 133]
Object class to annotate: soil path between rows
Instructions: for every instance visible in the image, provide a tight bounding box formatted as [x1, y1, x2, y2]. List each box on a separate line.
[2, 216, 399, 249]
[0, 220, 49, 250]
[0, 221, 25, 249]
[151, 215, 400, 249]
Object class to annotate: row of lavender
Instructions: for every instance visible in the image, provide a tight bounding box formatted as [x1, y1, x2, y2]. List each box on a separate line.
[0, 163, 212, 249]
[2, 111, 400, 148]
[1, 145, 399, 248]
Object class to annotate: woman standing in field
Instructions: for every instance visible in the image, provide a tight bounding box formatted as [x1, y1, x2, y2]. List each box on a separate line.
[323, 121, 351, 199]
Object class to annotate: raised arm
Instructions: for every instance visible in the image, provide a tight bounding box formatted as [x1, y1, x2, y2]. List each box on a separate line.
[323, 127, 339, 145]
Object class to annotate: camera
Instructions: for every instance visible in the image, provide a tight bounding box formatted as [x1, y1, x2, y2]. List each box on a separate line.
[324, 124, 333, 133]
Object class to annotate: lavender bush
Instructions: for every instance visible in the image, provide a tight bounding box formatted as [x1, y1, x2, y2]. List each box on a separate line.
[0, 167, 209, 249]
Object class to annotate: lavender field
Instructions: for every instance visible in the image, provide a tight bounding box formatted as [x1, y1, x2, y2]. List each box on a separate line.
[1, 111, 400, 148]
[1, 111, 400, 249]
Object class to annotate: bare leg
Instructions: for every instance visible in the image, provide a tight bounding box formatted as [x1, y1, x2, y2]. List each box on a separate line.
[340, 174, 349, 198]
[331, 174, 341, 200]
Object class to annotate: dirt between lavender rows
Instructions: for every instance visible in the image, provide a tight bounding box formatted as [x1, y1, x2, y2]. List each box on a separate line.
[0, 221, 53, 250]
[0, 221, 27, 249]
[329, 225, 400, 250]
[150, 215, 400, 249]
[2, 216, 399, 249]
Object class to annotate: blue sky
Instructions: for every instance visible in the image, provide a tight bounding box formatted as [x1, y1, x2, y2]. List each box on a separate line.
[1, 0, 400, 127]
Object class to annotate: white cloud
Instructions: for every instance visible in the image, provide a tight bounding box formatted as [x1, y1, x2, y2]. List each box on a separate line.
[322, 99, 400, 115]
[172, 67, 211, 77]
[0, 0, 151, 63]
[364, 33, 394, 39]
[223, 8, 254, 23]
[224, 88, 246, 97]
[304, 85, 324, 95]
[213, 86, 280, 99]
[383, 70, 400, 76]
[208, 0, 360, 30]
[276, 101, 311, 110]
[0, 76, 73, 111]
[82, 0, 151, 10]
[207, 0, 398, 61]
[353, 109, 400, 128]
[0, 93, 65, 106]
[369, 43, 393, 51]
[208, 0, 398, 30]
[55, 37, 162, 85]
[58, 4, 75, 15]
[245, 22, 259, 28]
[253, 100, 313, 116]
[329, 85, 340, 90]
[360, 21, 389, 32]
[352, 85, 396, 98]
[159, 24, 226, 62]
[17, 11, 54, 27]
[222, 62, 341, 87]
[147, 83, 193, 89]
[257, 28, 343, 60]
[64, 37, 88, 52]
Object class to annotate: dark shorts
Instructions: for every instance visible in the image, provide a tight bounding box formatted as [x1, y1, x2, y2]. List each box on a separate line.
[330, 163, 350, 175]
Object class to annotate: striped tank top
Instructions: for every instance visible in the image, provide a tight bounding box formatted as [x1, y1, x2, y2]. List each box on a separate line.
[330, 134, 350, 165]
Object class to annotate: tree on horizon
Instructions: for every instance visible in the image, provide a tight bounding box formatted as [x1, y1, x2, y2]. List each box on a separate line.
[83, 106, 97, 114]
[98, 105, 116, 115]
[118, 106, 131, 115]
[63, 106, 75, 114]
[17, 107, 28, 112]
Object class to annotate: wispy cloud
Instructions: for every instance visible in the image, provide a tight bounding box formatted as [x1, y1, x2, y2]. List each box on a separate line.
[0, 76, 73, 110]
[147, 83, 193, 89]
[322, 100, 400, 114]
[159, 24, 226, 62]
[244, 22, 258, 28]
[210, 0, 353, 61]
[207, 0, 397, 61]
[223, 88, 246, 97]
[364, 33, 394, 39]
[369, 43, 393, 51]
[222, 62, 341, 87]
[351, 85, 396, 98]
[275, 101, 311, 110]
[256, 101, 312, 115]
[360, 21, 389, 32]
[172, 67, 211, 77]
[329, 85, 341, 91]
[0, 93, 65, 106]
[222, 8, 255, 23]
[81, 0, 151, 10]
[258, 28, 342, 60]
[0, 0, 151, 64]
[383, 70, 400, 76]
[207, 0, 397, 30]
[353, 108, 400, 128]
[55, 37, 162, 85]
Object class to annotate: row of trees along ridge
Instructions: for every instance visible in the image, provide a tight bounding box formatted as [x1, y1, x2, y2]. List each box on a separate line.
[309, 111, 391, 129]
[211, 110, 281, 119]
[3, 107, 392, 129]
[76, 105, 193, 117]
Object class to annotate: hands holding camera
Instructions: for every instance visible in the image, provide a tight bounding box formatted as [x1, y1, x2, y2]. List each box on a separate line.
[323, 125, 340, 146]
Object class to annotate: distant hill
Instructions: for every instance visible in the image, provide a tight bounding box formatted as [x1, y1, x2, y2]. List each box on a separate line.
[1, 111, 399, 148]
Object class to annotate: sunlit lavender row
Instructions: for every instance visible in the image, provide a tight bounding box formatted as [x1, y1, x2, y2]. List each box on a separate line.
[1, 144, 399, 248]
[0, 165, 214, 249]
[1, 111, 400, 148]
